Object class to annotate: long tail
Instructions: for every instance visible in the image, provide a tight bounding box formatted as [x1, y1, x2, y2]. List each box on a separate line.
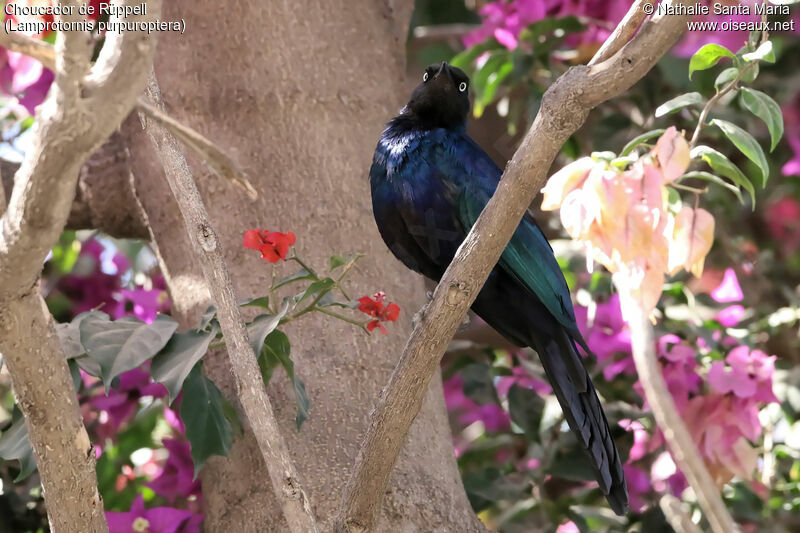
[535, 328, 629, 515]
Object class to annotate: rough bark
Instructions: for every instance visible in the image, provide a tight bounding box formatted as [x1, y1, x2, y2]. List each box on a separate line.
[124, 1, 484, 531]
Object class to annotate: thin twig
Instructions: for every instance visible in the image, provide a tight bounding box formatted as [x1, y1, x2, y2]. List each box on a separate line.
[334, 3, 692, 532]
[137, 74, 318, 533]
[619, 287, 738, 533]
[137, 99, 257, 199]
[689, 73, 744, 149]
[659, 493, 703, 533]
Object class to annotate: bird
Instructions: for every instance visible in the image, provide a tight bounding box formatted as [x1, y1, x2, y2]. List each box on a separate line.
[368, 61, 629, 515]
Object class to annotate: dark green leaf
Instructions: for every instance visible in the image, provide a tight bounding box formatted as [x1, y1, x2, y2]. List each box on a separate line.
[619, 129, 665, 156]
[180, 362, 232, 475]
[68, 359, 82, 392]
[273, 268, 316, 290]
[295, 277, 335, 305]
[742, 40, 775, 63]
[689, 43, 735, 79]
[711, 118, 769, 186]
[151, 326, 218, 403]
[655, 92, 702, 117]
[475, 60, 513, 117]
[507, 385, 545, 441]
[691, 145, 755, 205]
[0, 412, 36, 482]
[248, 300, 291, 356]
[79, 313, 178, 389]
[462, 468, 529, 510]
[714, 67, 739, 88]
[238, 296, 270, 310]
[519, 15, 584, 44]
[461, 363, 498, 405]
[257, 330, 310, 429]
[680, 171, 743, 203]
[740, 87, 784, 151]
[316, 292, 358, 309]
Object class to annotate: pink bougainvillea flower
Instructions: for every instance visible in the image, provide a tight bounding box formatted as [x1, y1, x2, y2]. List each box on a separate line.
[243, 229, 296, 262]
[106, 494, 201, 533]
[716, 304, 745, 327]
[708, 345, 778, 402]
[555, 521, 580, 533]
[711, 268, 743, 303]
[443, 374, 510, 432]
[114, 287, 170, 324]
[495, 364, 551, 397]
[667, 206, 715, 278]
[574, 294, 635, 380]
[655, 126, 690, 183]
[85, 367, 167, 443]
[147, 439, 202, 504]
[358, 291, 401, 334]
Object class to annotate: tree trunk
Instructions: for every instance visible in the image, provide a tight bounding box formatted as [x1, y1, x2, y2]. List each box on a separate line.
[124, 1, 484, 531]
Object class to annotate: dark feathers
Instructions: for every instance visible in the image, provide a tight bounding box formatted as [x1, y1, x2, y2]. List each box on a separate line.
[369, 62, 628, 514]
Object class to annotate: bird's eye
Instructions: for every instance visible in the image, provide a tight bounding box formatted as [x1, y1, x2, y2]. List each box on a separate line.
[423, 72, 428, 82]
[459, 82, 467, 92]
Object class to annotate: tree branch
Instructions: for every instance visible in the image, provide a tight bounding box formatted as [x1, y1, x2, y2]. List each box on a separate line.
[0, 31, 56, 71]
[588, 0, 647, 66]
[619, 288, 738, 533]
[0, 1, 161, 530]
[136, 74, 319, 533]
[335, 4, 691, 532]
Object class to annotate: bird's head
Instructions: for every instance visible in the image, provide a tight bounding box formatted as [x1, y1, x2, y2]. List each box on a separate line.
[403, 62, 470, 130]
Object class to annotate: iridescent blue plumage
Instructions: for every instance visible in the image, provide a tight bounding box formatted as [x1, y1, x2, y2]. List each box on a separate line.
[369, 62, 628, 514]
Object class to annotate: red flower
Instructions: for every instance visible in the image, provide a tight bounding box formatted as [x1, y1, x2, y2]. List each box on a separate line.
[243, 229, 296, 263]
[358, 291, 401, 334]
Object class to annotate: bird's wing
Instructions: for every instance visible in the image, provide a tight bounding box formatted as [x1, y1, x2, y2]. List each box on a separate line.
[446, 137, 578, 334]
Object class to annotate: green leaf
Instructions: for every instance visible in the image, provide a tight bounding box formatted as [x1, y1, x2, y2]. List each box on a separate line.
[680, 171, 743, 203]
[79, 312, 178, 389]
[57, 312, 104, 376]
[689, 43, 735, 78]
[461, 363, 498, 406]
[691, 145, 755, 205]
[474, 59, 513, 117]
[740, 88, 784, 151]
[180, 362, 232, 475]
[295, 277, 335, 305]
[742, 40, 775, 63]
[507, 385, 545, 441]
[273, 268, 316, 290]
[257, 330, 310, 429]
[151, 326, 218, 403]
[714, 67, 739, 88]
[655, 92, 703, 117]
[238, 296, 270, 310]
[328, 253, 362, 271]
[248, 300, 291, 356]
[471, 51, 511, 118]
[0, 412, 37, 482]
[519, 15, 584, 44]
[199, 305, 217, 330]
[620, 129, 665, 157]
[68, 359, 82, 392]
[450, 38, 501, 71]
[711, 118, 769, 186]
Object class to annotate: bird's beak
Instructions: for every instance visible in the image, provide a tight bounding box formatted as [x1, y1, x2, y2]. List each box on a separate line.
[433, 61, 448, 81]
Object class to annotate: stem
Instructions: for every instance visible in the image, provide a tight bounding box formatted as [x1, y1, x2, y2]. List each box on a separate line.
[671, 182, 708, 195]
[315, 307, 369, 330]
[289, 255, 317, 278]
[689, 73, 744, 149]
